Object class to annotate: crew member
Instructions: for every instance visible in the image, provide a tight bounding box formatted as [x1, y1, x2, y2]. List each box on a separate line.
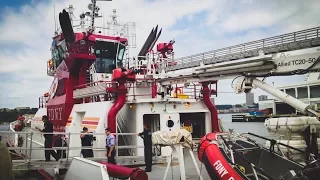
[105, 128, 116, 164]
[35, 115, 60, 161]
[138, 124, 152, 172]
[54, 135, 67, 159]
[80, 127, 95, 158]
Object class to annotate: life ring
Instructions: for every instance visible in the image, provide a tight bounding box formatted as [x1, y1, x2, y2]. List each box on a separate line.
[198, 132, 242, 180]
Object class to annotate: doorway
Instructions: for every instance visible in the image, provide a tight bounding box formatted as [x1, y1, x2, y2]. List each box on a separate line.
[180, 113, 206, 139]
[143, 114, 160, 155]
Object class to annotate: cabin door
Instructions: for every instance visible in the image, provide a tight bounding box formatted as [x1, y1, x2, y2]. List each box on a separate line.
[143, 114, 160, 155]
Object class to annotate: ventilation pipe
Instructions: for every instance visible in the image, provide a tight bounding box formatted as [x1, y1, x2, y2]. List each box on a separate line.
[201, 82, 219, 132]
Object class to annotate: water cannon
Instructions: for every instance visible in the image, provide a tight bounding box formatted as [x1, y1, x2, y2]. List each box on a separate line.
[157, 40, 175, 58]
[111, 68, 142, 82]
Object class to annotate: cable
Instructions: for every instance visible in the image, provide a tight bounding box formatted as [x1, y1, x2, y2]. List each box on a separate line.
[231, 76, 243, 89]
[198, 160, 203, 180]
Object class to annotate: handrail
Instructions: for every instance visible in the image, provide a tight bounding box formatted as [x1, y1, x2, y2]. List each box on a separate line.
[165, 26, 320, 71]
[0, 131, 164, 166]
[219, 135, 277, 180]
[246, 132, 307, 154]
[116, 113, 133, 156]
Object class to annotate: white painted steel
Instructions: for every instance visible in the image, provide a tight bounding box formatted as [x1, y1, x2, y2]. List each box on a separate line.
[264, 116, 320, 134]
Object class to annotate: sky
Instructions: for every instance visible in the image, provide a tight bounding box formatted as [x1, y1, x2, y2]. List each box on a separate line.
[0, 0, 320, 108]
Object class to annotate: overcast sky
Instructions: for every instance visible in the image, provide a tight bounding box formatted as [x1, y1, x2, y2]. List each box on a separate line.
[0, 0, 320, 108]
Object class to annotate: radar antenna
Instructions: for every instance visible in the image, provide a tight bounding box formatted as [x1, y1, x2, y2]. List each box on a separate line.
[104, 9, 137, 48]
[66, 5, 76, 25]
[86, 0, 111, 32]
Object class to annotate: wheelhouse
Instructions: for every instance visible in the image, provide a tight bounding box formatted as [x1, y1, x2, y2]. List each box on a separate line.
[94, 40, 126, 74]
[47, 33, 128, 76]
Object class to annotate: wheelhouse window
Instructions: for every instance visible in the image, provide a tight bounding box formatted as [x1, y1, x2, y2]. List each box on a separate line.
[94, 41, 126, 74]
[51, 46, 65, 69]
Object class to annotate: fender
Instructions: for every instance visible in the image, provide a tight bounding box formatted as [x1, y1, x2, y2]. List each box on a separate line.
[198, 132, 243, 180]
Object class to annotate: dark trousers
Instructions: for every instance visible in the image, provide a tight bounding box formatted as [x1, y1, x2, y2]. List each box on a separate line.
[44, 136, 59, 161]
[56, 149, 66, 159]
[107, 147, 116, 164]
[82, 149, 94, 158]
[144, 146, 152, 170]
[54, 138, 66, 159]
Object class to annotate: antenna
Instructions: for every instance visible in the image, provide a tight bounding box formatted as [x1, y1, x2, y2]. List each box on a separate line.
[90, 0, 97, 30]
[66, 5, 76, 25]
[54, 5, 57, 32]
[87, 0, 104, 31]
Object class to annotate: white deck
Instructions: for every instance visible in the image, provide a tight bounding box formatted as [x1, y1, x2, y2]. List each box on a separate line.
[145, 152, 211, 180]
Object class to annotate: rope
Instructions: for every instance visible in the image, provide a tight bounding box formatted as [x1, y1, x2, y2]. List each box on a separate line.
[198, 160, 203, 180]
[171, 154, 173, 180]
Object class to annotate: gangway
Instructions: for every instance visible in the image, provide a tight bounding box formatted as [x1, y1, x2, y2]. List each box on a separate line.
[164, 26, 320, 72]
[156, 26, 320, 85]
[139, 26, 320, 119]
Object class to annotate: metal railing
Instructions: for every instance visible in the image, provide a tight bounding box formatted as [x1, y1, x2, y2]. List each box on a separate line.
[0, 131, 164, 169]
[165, 26, 320, 71]
[38, 96, 48, 108]
[116, 113, 133, 156]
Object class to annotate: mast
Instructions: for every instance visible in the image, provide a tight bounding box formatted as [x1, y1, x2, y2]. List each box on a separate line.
[90, 0, 96, 31]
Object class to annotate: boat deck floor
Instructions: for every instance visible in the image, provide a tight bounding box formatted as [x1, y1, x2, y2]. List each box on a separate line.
[14, 127, 211, 179]
[143, 152, 211, 180]
[12, 152, 211, 180]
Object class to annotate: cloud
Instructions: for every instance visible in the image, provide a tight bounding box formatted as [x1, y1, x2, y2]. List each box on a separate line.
[0, 0, 319, 108]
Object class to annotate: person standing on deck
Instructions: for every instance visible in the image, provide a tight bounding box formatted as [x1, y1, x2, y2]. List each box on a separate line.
[105, 128, 116, 164]
[80, 127, 94, 158]
[138, 124, 152, 172]
[35, 115, 60, 161]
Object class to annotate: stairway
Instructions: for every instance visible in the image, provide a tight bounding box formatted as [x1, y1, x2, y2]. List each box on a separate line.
[116, 113, 133, 156]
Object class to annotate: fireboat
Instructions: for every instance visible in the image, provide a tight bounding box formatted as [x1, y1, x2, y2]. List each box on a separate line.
[1, 0, 320, 179]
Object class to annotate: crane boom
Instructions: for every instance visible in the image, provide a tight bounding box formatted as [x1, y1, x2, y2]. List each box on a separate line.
[155, 26, 320, 85]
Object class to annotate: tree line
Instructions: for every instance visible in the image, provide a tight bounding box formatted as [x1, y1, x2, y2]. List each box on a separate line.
[0, 109, 38, 124]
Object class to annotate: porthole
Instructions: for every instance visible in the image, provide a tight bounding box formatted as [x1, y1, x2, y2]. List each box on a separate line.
[167, 120, 174, 128]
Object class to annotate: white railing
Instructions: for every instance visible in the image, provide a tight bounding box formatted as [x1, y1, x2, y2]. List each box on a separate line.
[116, 113, 133, 156]
[0, 131, 164, 168]
[164, 26, 320, 71]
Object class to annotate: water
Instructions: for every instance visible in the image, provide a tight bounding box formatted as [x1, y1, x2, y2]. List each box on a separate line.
[219, 113, 270, 136]
[0, 124, 10, 131]
[219, 113, 279, 145]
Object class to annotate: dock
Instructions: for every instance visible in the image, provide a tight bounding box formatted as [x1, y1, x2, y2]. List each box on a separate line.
[231, 114, 303, 122]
